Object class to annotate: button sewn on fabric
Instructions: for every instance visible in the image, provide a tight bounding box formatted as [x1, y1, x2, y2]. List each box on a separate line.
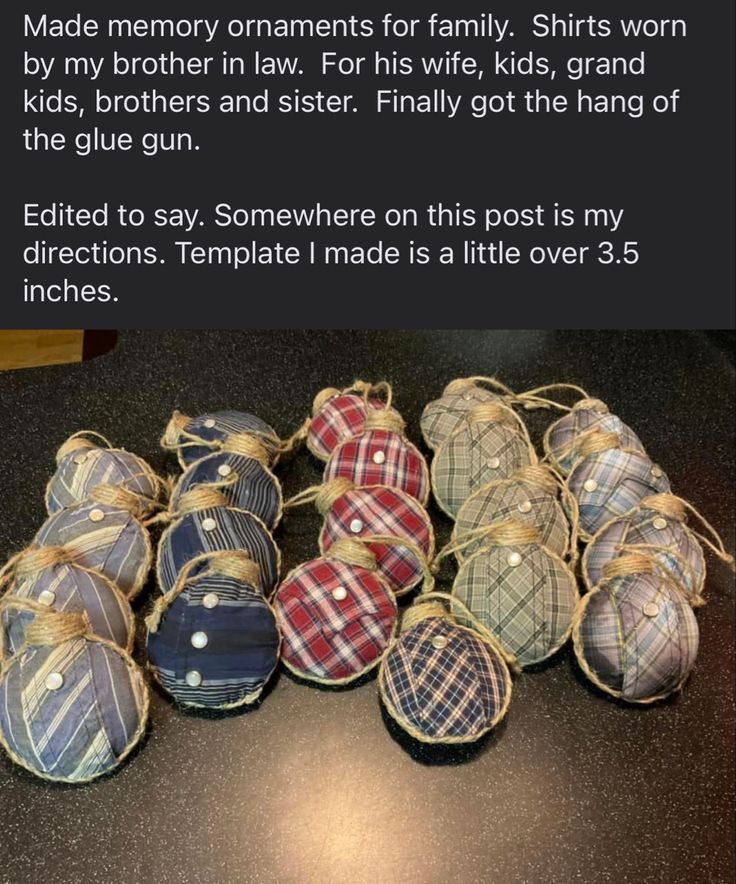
[191, 631, 209, 649]
[89, 508, 105, 522]
[45, 672, 64, 691]
[185, 670, 202, 687]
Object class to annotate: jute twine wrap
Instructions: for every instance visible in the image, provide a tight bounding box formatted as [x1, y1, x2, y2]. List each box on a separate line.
[601, 552, 655, 580]
[284, 478, 355, 515]
[572, 398, 609, 414]
[161, 409, 284, 467]
[322, 538, 378, 572]
[443, 376, 516, 398]
[174, 486, 228, 515]
[219, 433, 270, 465]
[642, 494, 734, 569]
[378, 591, 517, 745]
[575, 429, 622, 458]
[312, 380, 393, 416]
[514, 383, 591, 413]
[89, 484, 158, 520]
[55, 430, 113, 463]
[438, 518, 540, 564]
[465, 402, 538, 464]
[364, 408, 406, 435]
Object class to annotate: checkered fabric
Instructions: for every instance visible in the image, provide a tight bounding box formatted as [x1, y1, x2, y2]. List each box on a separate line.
[171, 452, 282, 529]
[380, 617, 509, 740]
[568, 450, 671, 538]
[432, 421, 533, 517]
[35, 501, 151, 598]
[420, 384, 500, 450]
[46, 446, 159, 514]
[319, 486, 433, 595]
[453, 545, 578, 666]
[455, 480, 570, 562]
[176, 411, 278, 467]
[2, 564, 133, 657]
[324, 429, 430, 505]
[147, 571, 280, 707]
[158, 506, 279, 594]
[0, 638, 147, 782]
[584, 507, 705, 599]
[273, 558, 397, 682]
[308, 394, 402, 461]
[577, 572, 699, 701]
[546, 408, 646, 474]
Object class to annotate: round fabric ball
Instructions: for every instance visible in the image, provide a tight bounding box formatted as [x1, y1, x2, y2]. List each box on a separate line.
[171, 452, 282, 530]
[273, 558, 397, 684]
[172, 411, 278, 468]
[157, 506, 280, 594]
[46, 444, 160, 515]
[453, 545, 578, 666]
[420, 382, 500, 450]
[544, 403, 646, 475]
[379, 616, 511, 743]
[567, 449, 671, 540]
[454, 477, 570, 563]
[147, 571, 280, 708]
[573, 572, 699, 703]
[432, 417, 534, 518]
[1, 563, 133, 657]
[324, 429, 429, 505]
[0, 637, 148, 783]
[35, 501, 152, 599]
[583, 504, 705, 600]
[307, 392, 403, 461]
[319, 485, 434, 595]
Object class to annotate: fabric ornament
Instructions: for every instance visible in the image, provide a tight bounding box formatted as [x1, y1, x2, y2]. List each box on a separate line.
[420, 376, 515, 451]
[147, 550, 280, 709]
[161, 409, 280, 469]
[273, 539, 398, 685]
[572, 554, 699, 703]
[46, 431, 163, 516]
[0, 607, 148, 783]
[449, 519, 579, 667]
[378, 592, 515, 744]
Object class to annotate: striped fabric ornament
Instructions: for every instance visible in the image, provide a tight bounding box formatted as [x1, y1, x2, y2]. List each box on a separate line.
[45, 431, 162, 515]
[451, 520, 578, 667]
[1, 562, 133, 657]
[431, 402, 536, 518]
[420, 377, 508, 451]
[378, 594, 514, 744]
[453, 465, 572, 563]
[0, 610, 148, 783]
[147, 551, 280, 708]
[171, 451, 282, 530]
[161, 409, 279, 469]
[274, 541, 397, 684]
[573, 555, 699, 703]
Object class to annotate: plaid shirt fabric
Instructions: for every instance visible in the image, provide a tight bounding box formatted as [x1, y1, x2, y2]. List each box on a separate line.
[546, 408, 646, 474]
[380, 617, 510, 740]
[577, 572, 699, 702]
[324, 430, 430, 505]
[2, 564, 133, 657]
[46, 446, 158, 514]
[307, 394, 401, 461]
[319, 485, 433, 595]
[171, 452, 282, 530]
[568, 450, 671, 538]
[584, 507, 705, 599]
[420, 384, 500, 450]
[454, 480, 570, 562]
[147, 571, 280, 708]
[433, 421, 533, 517]
[453, 545, 578, 666]
[35, 501, 151, 598]
[176, 411, 278, 468]
[273, 558, 397, 682]
[0, 638, 147, 782]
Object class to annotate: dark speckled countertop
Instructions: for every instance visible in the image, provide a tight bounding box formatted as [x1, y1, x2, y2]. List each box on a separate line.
[0, 330, 733, 884]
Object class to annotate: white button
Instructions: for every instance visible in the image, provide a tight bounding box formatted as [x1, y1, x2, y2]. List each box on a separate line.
[45, 672, 64, 691]
[191, 631, 209, 649]
[73, 453, 88, 465]
[653, 517, 668, 530]
[583, 479, 598, 493]
[217, 464, 232, 477]
[507, 552, 522, 567]
[185, 670, 202, 687]
[431, 635, 449, 650]
[349, 518, 363, 534]
[202, 593, 219, 609]
[651, 466, 663, 478]
[332, 586, 348, 601]
[462, 392, 473, 401]
[643, 602, 659, 618]
[204, 419, 216, 428]
[88, 508, 105, 522]
[372, 450, 386, 465]
[518, 500, 532, 514]
[201, 517, 217, 532]
[37, 590, 56, 607]
[488, 457, 501, 469]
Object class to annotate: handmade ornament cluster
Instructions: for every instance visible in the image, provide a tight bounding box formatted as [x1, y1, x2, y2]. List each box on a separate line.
[0, 431, 154, 783]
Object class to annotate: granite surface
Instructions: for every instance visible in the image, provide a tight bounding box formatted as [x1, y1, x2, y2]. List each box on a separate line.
[0, 330, 733, 884]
